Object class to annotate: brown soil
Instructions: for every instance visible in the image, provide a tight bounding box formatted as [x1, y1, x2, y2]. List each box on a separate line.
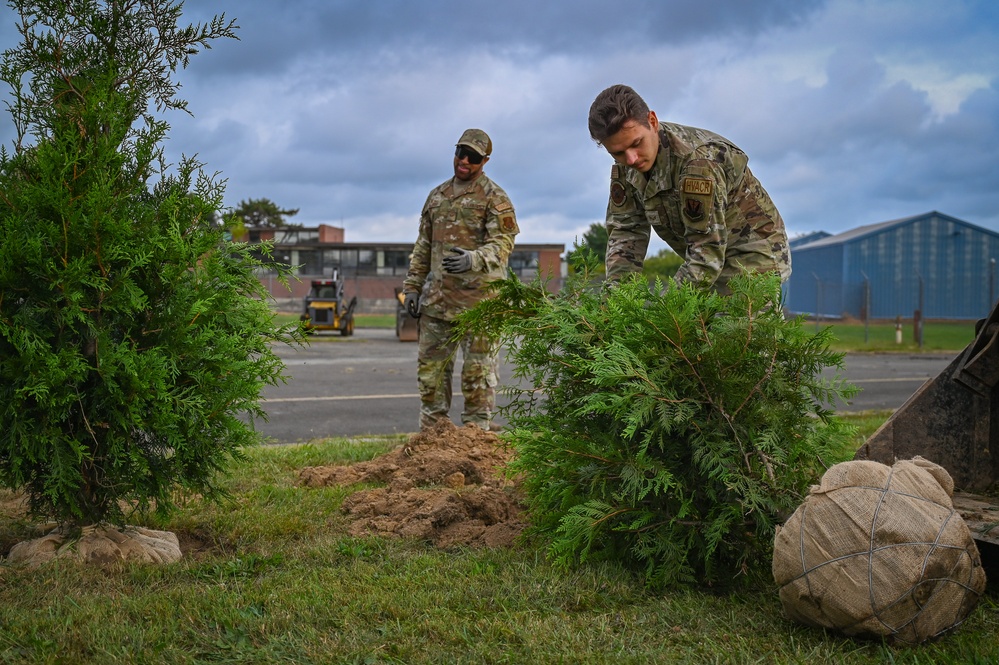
[298, 420, 526, 548]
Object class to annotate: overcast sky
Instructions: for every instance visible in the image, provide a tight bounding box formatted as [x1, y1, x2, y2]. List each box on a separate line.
[2, 0, 998, 252]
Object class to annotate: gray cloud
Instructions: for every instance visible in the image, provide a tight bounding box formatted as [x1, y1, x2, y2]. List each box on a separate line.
[1, 0, 997, 248]
[181, 0, 829, 76]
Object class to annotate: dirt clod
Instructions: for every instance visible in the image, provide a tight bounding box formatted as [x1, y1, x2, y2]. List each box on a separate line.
[298, 420, 526, 548]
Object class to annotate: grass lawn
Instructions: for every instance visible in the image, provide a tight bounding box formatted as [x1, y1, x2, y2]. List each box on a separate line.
[2, 413, 998, 664]
[809, 320, 976, 353]
[274, 309, 979, 350]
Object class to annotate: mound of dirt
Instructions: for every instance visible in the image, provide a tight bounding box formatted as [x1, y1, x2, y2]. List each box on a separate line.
[298, 420, 526, 548]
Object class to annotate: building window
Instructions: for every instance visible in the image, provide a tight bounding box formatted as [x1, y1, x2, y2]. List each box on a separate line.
[299, 250, 322, 275]
[377, 249, 410, 276]
[384, 250, 409, 268]
[353, 250, 375, 275]
[272, 228, 318, 244]
[509, 251, 539, 270]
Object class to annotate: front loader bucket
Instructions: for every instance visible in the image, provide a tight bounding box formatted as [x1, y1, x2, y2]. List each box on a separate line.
[394, 287, 420, 342]
[855, 298, 999, 494]
[397, 310, 420, 342]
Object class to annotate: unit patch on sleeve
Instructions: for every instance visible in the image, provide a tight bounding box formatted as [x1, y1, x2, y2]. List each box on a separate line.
[683, 198, 705, 222]
[500, 215, 517, 232]
[610, 182, 627, 206]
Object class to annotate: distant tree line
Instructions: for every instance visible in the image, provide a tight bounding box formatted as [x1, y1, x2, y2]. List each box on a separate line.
[216, 197, 301, 239]
[568, 223, 683, 280]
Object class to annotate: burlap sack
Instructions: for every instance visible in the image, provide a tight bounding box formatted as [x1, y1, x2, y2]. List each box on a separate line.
[7, 525, 181, 567]
[773, 457, 986, 644]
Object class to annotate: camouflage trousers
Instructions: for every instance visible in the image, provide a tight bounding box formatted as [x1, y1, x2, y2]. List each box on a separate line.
[416, 314, 499, 431]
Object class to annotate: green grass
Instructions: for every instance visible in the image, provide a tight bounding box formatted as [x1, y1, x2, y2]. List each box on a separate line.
[273, 311, 977, 349]
[814, 321, 975, 352]
[843, 410, 893, 441]
[353, 313, 395, 328]
[2, 413, 998, 664]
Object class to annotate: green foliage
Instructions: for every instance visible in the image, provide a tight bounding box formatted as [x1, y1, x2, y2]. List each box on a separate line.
[566, 223, 608, 272]
[642, 248, 684, 280]
[0, 0, 304, 526]
[229, 197, 301, 230]
[458, 256, 858, 587]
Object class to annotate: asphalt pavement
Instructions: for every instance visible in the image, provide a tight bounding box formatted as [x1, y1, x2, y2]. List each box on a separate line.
[248, 327, 957, 443]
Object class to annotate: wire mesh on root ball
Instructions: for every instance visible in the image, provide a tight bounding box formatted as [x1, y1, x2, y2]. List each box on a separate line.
[772, 457, 986, 645]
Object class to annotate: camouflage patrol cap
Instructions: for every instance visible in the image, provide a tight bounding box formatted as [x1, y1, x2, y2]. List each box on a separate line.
[456, 128, 492, 157]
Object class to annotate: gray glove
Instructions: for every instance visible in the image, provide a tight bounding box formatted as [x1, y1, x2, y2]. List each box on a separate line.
[404, 292, 421, 318]
[442, 247, 473, 274]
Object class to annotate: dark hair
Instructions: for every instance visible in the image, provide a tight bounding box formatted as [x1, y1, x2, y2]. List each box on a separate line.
[587, 84, 650, 143]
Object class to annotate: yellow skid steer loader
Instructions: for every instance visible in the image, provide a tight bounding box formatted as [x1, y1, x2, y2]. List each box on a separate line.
[300, 271, 357, 336]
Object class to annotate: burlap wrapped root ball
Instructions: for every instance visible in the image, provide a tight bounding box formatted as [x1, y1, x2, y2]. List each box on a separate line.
[772, 456, 986, 645]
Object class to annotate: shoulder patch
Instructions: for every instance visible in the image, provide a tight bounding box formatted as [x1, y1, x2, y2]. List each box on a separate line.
[500, 215, 517, 232]
[494, 201, 514, 214]
[683, 198, 705, 222]
[610, 182, 627, 206]
[682, 178, 713, 197]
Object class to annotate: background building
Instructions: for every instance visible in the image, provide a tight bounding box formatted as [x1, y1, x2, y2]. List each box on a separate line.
[240, 225, 565, 313]
[785, 211, 999, 321]
[789, 231, 831, 249]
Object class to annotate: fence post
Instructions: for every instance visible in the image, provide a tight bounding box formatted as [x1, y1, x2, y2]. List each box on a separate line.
[915, 274, 924, 349]
[860, 271, 870, 344]
[990, 258, 996, 312]
[812, 272, 821, 332]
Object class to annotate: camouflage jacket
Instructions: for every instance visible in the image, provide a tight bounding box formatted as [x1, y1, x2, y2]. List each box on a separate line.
[605, 121, 791, 293]
[404, 173, 519, 320]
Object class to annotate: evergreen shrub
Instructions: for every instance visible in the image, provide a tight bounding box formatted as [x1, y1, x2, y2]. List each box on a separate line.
[459, 257, 859, 587]
[0, 1, 303, 526]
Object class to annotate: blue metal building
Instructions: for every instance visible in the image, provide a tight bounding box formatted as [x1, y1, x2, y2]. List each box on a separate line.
[785, 211, 999, 320]
[789, 231, 831, 249]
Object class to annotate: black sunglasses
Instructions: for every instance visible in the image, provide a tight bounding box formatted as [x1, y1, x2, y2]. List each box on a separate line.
[454, 146, 485, 164]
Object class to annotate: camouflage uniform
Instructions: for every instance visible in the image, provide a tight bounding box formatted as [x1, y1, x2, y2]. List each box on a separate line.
[605, 122, 791, 293]
[403, 171, 519, 430]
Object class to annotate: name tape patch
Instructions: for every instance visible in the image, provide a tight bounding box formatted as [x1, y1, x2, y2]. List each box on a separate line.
[682, 178, 713, 196]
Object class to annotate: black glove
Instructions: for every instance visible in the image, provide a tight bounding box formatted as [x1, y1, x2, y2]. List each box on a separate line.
[442, 247, 473, 274]
[404, 292, 421, 318]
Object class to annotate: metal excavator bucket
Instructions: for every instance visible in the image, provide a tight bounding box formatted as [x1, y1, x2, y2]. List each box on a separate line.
[395, 287, 420, 342]
[854, 298, 999, 544]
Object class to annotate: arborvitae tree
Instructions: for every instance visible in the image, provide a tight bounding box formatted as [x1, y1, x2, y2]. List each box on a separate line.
[458, 258, 858, 587]
[0, 0, 303, 527]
